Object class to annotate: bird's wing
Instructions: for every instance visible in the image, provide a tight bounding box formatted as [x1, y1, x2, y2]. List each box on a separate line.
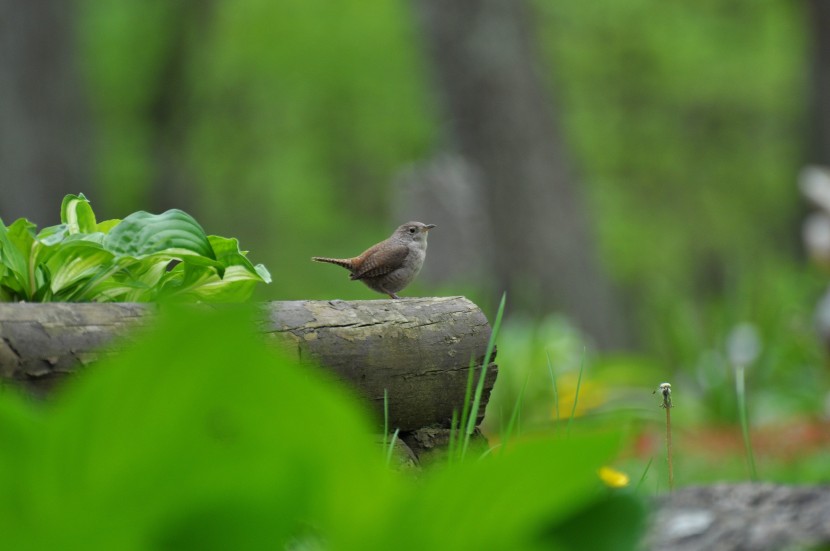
[350, 244, 410, 280]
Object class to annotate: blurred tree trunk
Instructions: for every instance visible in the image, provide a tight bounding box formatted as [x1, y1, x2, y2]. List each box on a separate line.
[0, 0, 91, 225]
[411, 0, 629, 348]
[145, 0, 215, 217]
[809, 0, 830, 165]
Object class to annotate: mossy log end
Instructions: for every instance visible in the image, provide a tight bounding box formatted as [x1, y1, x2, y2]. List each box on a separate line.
[0, 297, 497, 431]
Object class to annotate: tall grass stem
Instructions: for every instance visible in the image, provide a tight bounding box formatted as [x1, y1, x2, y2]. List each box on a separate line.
[383, 388, 389, 453]
[546, 350, 559, 436]
[637, 457, 654, 491]
[461, 292, 506, 459]
[735, 365, 758, 480]
[566, 348, 585, 438]
[385, 428, 400, 467]
[501, 372, 529, 452]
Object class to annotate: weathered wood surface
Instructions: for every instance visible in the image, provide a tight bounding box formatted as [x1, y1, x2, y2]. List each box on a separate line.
[645, 483, 830, 551]
[260, 297, 497, 430]
[0, 297, 497, 431]
[0, 302, 151, 395]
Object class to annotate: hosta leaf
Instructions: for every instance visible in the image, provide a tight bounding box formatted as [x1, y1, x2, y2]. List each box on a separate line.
[95, 219, 121, 234]
[208, 235, 272, 284]
[46, 241, 115, 295]
[31, 229, 106, 287]
[0, 219, 35, 276]
[0, 218, 38, 299]
[175, 264, 268, 302]
[104, 210, 214, 259]
[209, 235, 252, 265]
[254, 264, 271, 282]
[61, 193, 97, 234]
[1, 196, 269, 303]
[36, 224, 69, 246]
[58, 255, 144, 302]
[114, 255, 186, 302]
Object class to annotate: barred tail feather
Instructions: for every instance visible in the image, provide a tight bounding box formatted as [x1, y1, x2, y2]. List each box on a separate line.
[311, 256, 354, 270]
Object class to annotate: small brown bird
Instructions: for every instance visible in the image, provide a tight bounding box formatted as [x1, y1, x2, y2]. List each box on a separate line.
[312, 221, 436, 299]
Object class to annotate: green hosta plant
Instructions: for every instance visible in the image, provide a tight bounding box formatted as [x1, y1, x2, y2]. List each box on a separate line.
[0, 194, 271, 302]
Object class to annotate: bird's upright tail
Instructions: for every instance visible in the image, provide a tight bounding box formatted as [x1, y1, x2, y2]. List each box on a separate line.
[311, 256, 354, 270]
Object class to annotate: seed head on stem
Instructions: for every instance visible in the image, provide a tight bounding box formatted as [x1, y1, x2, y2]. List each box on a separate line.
[654, 382, 674, 491]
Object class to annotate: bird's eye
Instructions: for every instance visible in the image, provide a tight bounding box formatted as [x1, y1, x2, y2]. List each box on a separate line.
[409, 227, 416, 234]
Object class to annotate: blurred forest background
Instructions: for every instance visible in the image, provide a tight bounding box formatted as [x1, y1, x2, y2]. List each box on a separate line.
[3, 0, 830, 439]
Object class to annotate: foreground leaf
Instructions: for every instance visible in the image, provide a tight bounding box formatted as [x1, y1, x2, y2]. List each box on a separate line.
[370, 432, 636, 551]
[0, 307, 389, 549]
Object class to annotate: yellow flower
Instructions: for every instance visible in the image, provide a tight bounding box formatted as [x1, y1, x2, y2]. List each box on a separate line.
[552, 375, 607, 419]
[598, 466, 630, 488]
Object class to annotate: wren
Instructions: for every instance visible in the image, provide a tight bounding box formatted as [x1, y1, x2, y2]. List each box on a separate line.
[312, 221, 436, 299]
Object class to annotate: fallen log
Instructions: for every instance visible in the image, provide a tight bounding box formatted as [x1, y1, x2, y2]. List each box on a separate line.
[0, 297, 497, 432]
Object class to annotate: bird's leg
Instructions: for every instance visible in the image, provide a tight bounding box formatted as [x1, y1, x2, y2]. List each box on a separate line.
[389, 293, 400, 299]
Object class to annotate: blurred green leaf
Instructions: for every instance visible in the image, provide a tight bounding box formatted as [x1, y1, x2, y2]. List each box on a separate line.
[371, 432, 633, 551]
[0, 306, 389, 549]
[0, 306, 646, 549]
[0, 390, 42, 525]
[551, 490, 647, 551]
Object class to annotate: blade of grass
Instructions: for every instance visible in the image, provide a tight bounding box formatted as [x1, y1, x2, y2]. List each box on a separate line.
[500, 371, 530, 453]
[447, 408, 459, 463]
[453, 356, 477, 462]
[735, 365, 758, 480]
[383, 389, 390, 454]
[546, 349, 559, 436]
[385, 428, 400, 467]
[566, 346, 586, 438]
[636, 457, 654, 491]
[478, 443, 501, 460]
[462, 292, 506, 459]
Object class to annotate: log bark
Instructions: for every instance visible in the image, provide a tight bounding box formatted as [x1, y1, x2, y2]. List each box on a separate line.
[0, 302, 152, 395]
[0, 297, 497, 431]
[260, 297, 497, 430]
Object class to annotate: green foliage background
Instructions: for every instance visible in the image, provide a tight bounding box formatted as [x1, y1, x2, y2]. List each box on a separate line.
[71, 0, 828, 426]
[78, 0, 434, 301]
[75, 0, 812, 302]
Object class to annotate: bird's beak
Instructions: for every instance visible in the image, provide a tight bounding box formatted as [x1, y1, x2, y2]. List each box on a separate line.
[424, 224, 436, 232]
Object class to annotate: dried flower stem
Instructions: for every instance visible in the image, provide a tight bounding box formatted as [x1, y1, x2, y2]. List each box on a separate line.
[656, 382, 674, 492]
[665, 400, 673, 491]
